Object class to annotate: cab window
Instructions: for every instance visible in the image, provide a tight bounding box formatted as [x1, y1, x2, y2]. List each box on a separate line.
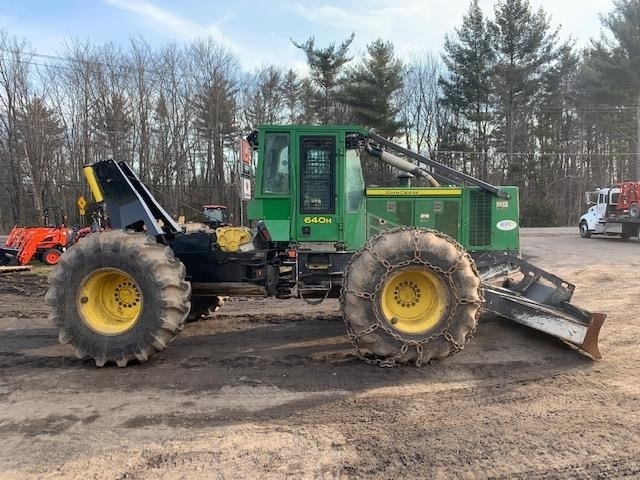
[300, 137, 335, 214]
[263, 133, 289, 194]
[610, 192, 619, 205]
[345, 149, 364, 212]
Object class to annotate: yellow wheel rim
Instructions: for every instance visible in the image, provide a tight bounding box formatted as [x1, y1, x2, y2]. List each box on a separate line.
[78, 268, 143, 335]
[380, 268, 447, 334]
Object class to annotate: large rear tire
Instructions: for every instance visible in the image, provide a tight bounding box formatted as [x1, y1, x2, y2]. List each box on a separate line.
[45, 230, 191, 367]
[340, 227, 483, 366]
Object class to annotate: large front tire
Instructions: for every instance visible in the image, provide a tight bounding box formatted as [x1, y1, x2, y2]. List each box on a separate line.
[340, 228, 483, 366]
[45, 230, 191, 367]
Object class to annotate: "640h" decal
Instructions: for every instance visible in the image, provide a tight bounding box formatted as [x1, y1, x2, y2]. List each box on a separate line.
[303, 216, 332, 224]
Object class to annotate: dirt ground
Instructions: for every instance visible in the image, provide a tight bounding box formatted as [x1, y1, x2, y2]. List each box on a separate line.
[0, 227, 639, 479]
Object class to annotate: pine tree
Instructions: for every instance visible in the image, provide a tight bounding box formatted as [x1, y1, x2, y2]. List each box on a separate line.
[339, 38, 404, 138]
[292, 33, 355, 124]
[583, 0, 640, 178]
[489, 0, 567, 181]
[440, 0, 494, 178]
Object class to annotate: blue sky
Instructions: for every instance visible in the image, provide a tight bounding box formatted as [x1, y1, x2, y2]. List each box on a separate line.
[0, 0, 610, 70]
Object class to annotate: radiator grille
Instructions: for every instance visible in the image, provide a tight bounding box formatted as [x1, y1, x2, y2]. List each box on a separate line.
[469, 191, 492, 246]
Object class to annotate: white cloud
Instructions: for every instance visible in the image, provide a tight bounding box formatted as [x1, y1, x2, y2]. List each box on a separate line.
[105, 0, 203, 38]
[287, 0, 476, 57]
[529, 0, 606, 46]
[104, 0, 232, 43]
[287, 0, 604, 59]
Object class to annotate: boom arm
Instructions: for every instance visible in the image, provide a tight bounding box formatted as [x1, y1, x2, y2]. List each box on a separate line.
[367, 132, 510, 198]
[364, 139, 440, 187]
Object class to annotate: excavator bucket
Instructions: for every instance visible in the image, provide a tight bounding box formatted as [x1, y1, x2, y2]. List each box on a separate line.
[476, 253, 605, 359]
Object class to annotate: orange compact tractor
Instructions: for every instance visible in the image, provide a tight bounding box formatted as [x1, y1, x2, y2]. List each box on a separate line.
[1, 224, 73, 266]
[1, 206, 80, 266]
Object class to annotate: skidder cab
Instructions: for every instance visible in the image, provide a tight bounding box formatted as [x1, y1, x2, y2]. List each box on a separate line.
[46, 125, 605, 367]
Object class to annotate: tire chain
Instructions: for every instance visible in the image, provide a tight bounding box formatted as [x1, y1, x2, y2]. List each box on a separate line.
[340, 227, 484, 367]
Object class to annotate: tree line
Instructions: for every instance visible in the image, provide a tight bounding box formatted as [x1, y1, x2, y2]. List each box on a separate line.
[0, 0, 638, 230]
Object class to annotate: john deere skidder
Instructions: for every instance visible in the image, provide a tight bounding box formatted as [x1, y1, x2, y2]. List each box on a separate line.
[46, 125, 605, 367]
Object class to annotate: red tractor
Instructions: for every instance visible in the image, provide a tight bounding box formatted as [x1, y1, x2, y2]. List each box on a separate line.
[202, 204, 230, 228]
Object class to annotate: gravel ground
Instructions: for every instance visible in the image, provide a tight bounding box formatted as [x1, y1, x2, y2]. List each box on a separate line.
[0, 227, 638, 479]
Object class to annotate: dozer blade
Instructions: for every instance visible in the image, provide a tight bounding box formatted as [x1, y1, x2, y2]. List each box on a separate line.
[476, 253, 606, 359]
[483, 286, 605, 359]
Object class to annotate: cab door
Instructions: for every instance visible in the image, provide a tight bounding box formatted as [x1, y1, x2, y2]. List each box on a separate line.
[595, 191, 608, 221]
[294, 133, 343, 243]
